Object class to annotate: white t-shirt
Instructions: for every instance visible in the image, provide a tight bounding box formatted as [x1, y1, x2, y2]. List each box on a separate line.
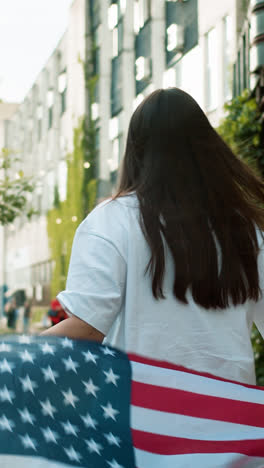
[58, 193, 264, 384]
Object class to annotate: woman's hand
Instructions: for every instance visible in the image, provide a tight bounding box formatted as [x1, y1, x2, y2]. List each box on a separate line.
[41, 315, 105, 342]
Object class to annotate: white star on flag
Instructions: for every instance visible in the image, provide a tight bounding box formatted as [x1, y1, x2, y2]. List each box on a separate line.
[101, 346, 116, 356]
[104, 432, 121, 447]
[104, 368, 120, 386]
[0, 386, 15, 404]
[107, 459, 124, 468]
[41, 427, 60, 444]
[0, 358, 15, 374]
[19, 335, 31, 344]
[61, 337, 74, 349]
[81, 413, 98, 429]
[20, 375, 38, 394]
[40, 342, 56, 355]
[64, 445, 82, 462]
[18, 407, 36, 425]
[41, 366, 59, 384]
[85, 438, 103, 455]
[101, 402, 119, 421]
[61, 420, 79, 436]
[0, 343, 11, 352]
[82, 350, 99, 364]
[19, 350, 35, 364]
[82, 378, 99, 397]
[20, 433, 37, 451]
[0, 414, 15, 432]
[62, 388, 79, 408]
[40, 398, 57, 418]
[62, 356, 79, 373]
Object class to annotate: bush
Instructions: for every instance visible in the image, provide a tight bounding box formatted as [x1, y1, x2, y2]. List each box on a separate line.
[218, 90, 264, 385]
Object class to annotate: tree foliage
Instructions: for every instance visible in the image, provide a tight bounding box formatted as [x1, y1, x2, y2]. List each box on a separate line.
[47, 117, 98, 297]
[0, 148, 36, 225]
[218, 90, 264, 174]
[218, 90, 264, 385]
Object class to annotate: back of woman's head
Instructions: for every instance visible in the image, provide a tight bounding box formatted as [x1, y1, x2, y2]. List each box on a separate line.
[116, 87, 264, 309]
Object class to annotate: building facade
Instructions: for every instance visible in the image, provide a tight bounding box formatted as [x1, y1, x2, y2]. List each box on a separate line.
[2, 0, 86, 306]
[1, 0, 250, 306]
[232, 0, 264, 108]
[0, 103, 19, 317]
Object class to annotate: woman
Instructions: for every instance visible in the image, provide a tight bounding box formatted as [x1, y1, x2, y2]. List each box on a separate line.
[23, 300, 31, 333]
[43, 88, 264, 385]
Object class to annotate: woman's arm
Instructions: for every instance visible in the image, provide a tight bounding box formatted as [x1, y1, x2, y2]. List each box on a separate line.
[41, 315, 105, 342]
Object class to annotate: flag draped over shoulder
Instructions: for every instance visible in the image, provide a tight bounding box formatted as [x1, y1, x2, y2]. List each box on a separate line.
[0, 335, 263, 468]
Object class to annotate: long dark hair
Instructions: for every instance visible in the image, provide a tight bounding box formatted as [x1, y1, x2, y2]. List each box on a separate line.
[115, 88, 264, 309]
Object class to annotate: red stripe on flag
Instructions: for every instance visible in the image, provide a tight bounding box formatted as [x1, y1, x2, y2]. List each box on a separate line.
[128, 353, 264, 390]
[132, 429, 264, 457]
[131, 381, 264, 428]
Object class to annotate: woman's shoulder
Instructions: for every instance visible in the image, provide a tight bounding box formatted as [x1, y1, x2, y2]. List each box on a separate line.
[77, 193, 138, 241]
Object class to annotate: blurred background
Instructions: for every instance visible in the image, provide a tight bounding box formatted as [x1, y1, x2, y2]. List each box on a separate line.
[0, 0, 264, 380]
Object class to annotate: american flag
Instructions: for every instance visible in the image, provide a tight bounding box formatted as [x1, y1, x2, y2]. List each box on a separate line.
[0, 335, 263, 468]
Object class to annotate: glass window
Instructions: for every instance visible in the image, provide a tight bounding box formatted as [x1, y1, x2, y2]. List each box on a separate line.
[113, 27, 118, 57]
[59, 70, 67, 115]
[205, 28, 218, 111]
[90, 0, 100, 30]
[37, 104, 43, 141]
[134, 0, 150, 33]
[108, 3, 118, 29]
[47, 89, 54, 129]
[111, 15, 123, 58]
[223, 16, 232, 101]
[242, 33, 247, 90]
[48, 108, 53, 129]
[111, 55, 123, 116]
[119, 0, 126, 16]
[237, 50, 241, 95]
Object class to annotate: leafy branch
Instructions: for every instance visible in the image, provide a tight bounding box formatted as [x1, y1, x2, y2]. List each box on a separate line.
[0, 148, 36, 225]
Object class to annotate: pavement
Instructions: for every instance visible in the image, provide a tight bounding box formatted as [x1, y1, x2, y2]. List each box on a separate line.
[0, 314, 48, 335]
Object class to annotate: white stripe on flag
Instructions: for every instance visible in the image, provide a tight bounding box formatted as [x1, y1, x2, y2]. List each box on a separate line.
[131, 361, 264, 404]
[131, 405, 264, 441]
[135, 448, 264, 468]
[0, 455, 82, 468]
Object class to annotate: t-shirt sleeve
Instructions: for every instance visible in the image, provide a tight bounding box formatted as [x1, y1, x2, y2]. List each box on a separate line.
[57, 223, 127, 336]
[253, 234, 264, 338]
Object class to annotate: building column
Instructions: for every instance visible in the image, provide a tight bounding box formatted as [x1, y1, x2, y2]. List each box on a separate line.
[151, 1, 166, 89]
[97, 0, 112, 198]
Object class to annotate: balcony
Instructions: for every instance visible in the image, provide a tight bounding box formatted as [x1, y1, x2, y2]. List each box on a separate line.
[135, 20, 151, 94]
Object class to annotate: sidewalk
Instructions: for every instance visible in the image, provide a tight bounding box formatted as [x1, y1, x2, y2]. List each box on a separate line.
[0, 314, 47, 335]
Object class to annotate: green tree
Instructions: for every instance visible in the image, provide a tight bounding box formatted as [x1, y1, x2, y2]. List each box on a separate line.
[47, 117, 97, 297]
[218, 90, 264, 174]
[0, 148, 35, 225]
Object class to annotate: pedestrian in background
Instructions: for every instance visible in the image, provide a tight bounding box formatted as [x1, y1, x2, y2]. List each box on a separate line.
[43, 87, 264, 385]
[48, 299, 68, 327]
[6, 298, 17, 330]
[23, 300, 31, 334]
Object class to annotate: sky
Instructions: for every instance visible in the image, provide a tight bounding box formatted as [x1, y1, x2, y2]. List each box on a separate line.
[0, 0, 73, 103]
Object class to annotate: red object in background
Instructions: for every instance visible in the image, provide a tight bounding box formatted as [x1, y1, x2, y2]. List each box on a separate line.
[49, 299, 68, 325]
[50, 299, 62, 311]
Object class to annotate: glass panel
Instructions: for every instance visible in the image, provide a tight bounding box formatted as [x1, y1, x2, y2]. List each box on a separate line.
[206, 28, 218, 111]
[223, 16, 232, 101]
